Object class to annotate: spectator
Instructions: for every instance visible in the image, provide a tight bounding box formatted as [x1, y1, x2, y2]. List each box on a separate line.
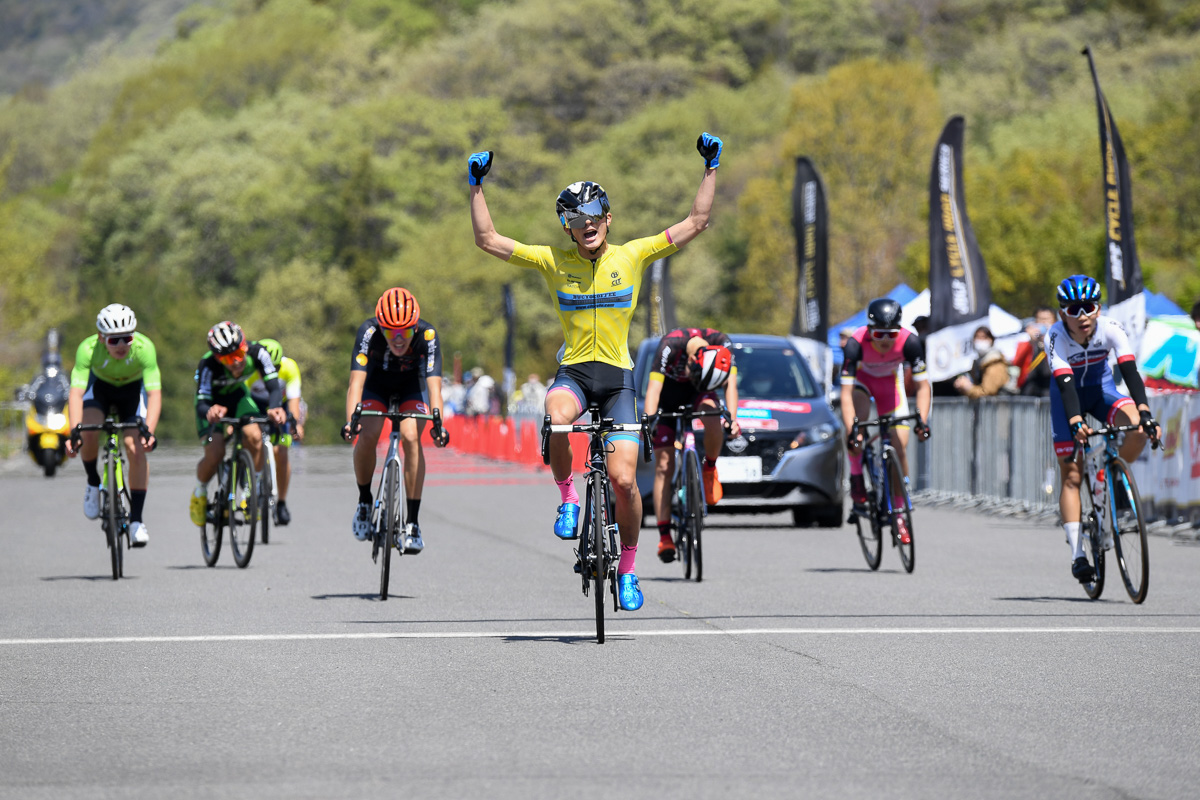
[1011, 306, 1055, 397]
[442, 377, 466, 417]
[953, 326, 1010, 399]
[466, 367, 496, 416]
[517, 372, 547, 412]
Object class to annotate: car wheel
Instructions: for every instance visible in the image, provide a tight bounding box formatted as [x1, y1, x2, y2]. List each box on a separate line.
[794, 504, 843, 528]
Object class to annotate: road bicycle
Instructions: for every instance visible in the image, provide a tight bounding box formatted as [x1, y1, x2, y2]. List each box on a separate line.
[349, 402, 444, 601]
[257, 413, 294, 545]
[201, 415, 271, 569]
[655, 405, 730, 582]
[848, 413, 923, 573]
[542, 406, 651, 644]
[74, 417, 147, 581]
[1072, 422, 1158, 603]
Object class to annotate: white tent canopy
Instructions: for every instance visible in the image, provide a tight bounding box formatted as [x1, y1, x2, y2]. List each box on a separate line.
[899, 289, 1024, 337]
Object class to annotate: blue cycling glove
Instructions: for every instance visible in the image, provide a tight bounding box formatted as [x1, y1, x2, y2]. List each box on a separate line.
[468, 151, 493, 186]
[696, 132, 722, 169]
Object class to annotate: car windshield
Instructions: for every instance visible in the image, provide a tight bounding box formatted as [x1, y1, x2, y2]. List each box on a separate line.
[734, 345, 819, 399]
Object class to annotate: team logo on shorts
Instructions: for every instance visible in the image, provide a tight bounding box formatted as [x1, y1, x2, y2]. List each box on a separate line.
[355, 354, 368, 366]
[416, 402, 429, 413]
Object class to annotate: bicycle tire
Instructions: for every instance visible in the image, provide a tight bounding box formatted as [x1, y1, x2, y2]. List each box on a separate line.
[855, 452, 883, 571]
[673, 466, 692, 580]
[105, 452, 121, 581]
[884, 447, 914, 573]
[259, 456, 272, 545]
[379, 460, 401, 601]
[204, 465, 226, 567]
[684, 449, 705, 582]
[1108, 459, 1149, 604]
[592, 474, 607, 644]
[229, 449, 258, 568]
[1079, 479, 1105, 599]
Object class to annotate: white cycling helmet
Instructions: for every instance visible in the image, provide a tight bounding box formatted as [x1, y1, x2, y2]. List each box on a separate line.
[96, 304, 137, 336]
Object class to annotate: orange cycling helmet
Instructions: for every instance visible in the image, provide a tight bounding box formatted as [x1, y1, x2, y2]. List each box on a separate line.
[375, 287, 420, 329]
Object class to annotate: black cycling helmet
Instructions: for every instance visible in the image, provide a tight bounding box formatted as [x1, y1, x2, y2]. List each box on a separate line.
[556, 181, 610, 228]
[866, 298, 902, 330]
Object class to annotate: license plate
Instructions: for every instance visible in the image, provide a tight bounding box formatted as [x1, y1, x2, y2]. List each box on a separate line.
[716, 456, 762, 483]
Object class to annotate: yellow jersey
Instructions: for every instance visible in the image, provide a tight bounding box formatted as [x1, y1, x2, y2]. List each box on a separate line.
[509, 232, 678, 369]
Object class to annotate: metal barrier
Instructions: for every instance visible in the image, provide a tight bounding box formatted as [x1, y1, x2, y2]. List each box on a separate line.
[910, 396, 1060, 517]
[0, 402, 28, 460]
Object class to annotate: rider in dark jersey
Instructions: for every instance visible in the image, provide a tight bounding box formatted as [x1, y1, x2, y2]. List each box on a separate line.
[342, 287, 448, 555]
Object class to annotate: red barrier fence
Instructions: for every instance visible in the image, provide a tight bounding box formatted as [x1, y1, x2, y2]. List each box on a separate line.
[436, 415, 591, 473]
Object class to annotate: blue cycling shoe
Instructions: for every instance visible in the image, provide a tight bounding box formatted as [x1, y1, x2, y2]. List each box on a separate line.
[554, 503, 580, 540]
[617, 573, 644, 611]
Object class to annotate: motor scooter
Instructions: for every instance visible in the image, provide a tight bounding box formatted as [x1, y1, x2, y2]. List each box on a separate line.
[23, 337, 71, 477]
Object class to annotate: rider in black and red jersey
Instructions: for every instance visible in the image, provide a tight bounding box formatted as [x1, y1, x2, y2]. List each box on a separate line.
[641, 327, 740, 563]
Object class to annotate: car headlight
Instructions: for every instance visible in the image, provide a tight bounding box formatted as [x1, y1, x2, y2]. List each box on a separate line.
[46, 412, 67, 430]
[791, 422, 837, 449]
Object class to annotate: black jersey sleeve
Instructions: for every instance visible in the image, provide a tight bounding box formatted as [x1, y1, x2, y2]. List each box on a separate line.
[840, 339, 863, 379]
[350, 319, 376, 373]
[902, 335, 928, 379]
[418, 321, 443, 378]
[247, 343, 283, 409]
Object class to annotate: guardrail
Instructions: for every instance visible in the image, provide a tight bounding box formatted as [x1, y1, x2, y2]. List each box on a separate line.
[910, 393, 1200, 529]
[0, 402, 27, 460]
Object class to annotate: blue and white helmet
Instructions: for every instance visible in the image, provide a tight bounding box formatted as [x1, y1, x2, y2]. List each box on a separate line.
[1056, 275, 1101, 306]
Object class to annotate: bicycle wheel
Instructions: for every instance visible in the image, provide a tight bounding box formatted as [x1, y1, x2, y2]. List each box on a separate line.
[1108, 459, 1149, 604]
[684, 449, 705, 582]
[592, 475, 607, 644]
[1078, 479, 1105, 599]
[202, 471, 223, 567]
[378, 460, 401, 601]
[228, 449, 258, 568]
[854, 454, 883, 571]
[105, 453, 121, 581]
[884, 447, 914, 573]
[672, 468, 692, 579]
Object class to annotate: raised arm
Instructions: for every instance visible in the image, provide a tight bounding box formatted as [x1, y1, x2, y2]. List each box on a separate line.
[666, 133, 722, 248]
[467, 151, 516, 260]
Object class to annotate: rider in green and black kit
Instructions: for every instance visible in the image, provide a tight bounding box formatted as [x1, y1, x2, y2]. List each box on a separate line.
[190, 321, 287, 526]
[65, 304, 161, 547]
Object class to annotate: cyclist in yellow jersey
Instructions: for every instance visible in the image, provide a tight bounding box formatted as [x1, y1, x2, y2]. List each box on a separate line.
[251, 339, 304, 525]
[468, 133, 723, 612]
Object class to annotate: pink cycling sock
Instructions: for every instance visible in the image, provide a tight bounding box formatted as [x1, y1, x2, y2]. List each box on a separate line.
[556, 476, 579, 506]
[618, 544, 637, 576]
[849, 450, 863, 475]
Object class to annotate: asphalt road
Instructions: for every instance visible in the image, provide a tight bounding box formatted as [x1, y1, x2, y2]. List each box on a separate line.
[2, 445, 1198, 799]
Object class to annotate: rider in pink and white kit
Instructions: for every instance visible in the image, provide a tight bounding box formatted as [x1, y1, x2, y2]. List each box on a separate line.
[839, 298, 932, 509]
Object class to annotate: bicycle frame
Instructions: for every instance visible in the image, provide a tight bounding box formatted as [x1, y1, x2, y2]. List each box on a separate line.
[656, 405, 729, 581]
[541, 407, 650, 643]
[76, 417, 143, 580]
[855, 413, 918, 523]
[349, 401, 439, 600]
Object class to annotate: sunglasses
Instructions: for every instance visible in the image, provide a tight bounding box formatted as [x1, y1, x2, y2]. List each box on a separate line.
[562, 212, 604, 230]
[217, 346, 247, 366]
[869, 329, 900, 340]
[1061, 301, 1099, 318]
[106, 335, 133, 346]
[382, 325, 416, 341]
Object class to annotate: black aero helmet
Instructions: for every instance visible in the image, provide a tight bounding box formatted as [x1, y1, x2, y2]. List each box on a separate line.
[866, 298, 902, 330]
[556, 181, 610, 228]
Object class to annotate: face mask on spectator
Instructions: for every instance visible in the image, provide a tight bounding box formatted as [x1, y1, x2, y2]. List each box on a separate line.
[973, 338, 991, 354]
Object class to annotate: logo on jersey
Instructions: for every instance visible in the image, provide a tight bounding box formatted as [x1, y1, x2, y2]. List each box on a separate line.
[610, 270, 622, 287]
[425, 329, 436, 341]
[356, 354, 368, 366]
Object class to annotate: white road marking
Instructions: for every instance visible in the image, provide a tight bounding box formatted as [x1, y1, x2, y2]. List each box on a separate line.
[2, 627, 1199, 645]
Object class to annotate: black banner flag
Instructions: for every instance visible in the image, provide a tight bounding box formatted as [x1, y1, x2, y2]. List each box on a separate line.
[1083, 45, 1145, 346]
[502, 283, 516, 402]
[790, 157, 829, 342]
[643, 257, 676, 337]
[925, 116, 993, 381]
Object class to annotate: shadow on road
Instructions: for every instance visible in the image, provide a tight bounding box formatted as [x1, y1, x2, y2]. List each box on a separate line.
[41, 575, 136, 582]
[806, 567, 905, 574]
[311, 593, 415, 601]
[499, 634, 601, 645]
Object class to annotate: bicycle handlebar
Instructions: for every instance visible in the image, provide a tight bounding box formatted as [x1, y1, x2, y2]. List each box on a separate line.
[216, 415, 272, 427]
[1072, 421, 1161, 459]
[852, 412, 923, 430]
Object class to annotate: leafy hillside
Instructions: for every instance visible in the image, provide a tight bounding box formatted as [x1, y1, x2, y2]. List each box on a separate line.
[2, 0, 1198, 442]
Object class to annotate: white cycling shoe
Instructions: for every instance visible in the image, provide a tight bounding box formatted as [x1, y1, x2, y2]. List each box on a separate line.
[128, 521, 149, 548]
[352, 502, 372, 541]
[402, 523, 424, 555]
[83, 485, 101, 520]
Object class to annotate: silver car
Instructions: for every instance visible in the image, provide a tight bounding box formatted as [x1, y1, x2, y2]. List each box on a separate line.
[634, 334, 845, 528]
